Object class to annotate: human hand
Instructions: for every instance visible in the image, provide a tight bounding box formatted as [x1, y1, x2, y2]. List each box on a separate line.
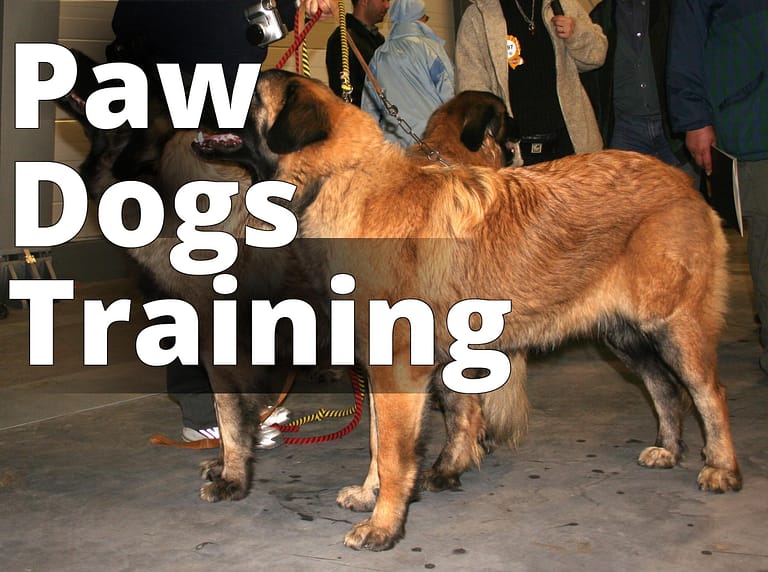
[552, 15, 574, 39]
[686, 126, 717, 175]
[303, 0, 334, 19]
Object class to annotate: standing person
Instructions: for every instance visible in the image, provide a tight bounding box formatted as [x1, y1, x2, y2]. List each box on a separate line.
[325, 0, 390, 107]
[108, 0, 297, 443]
[667, 0, 768, 371]
[455, 0, 607, 165]
[360, 0, 454, 146]
[579, 0, 690, 169]
[110, 0, 297, 87]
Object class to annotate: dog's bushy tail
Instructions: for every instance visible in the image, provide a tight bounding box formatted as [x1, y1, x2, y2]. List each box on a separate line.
[480, 352, 529, 449]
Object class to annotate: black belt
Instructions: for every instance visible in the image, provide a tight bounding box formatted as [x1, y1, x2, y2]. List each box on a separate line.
[521, 131, 564, 156]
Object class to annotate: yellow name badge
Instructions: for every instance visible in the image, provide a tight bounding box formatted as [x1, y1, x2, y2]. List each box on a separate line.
[507, 35, 524, 69]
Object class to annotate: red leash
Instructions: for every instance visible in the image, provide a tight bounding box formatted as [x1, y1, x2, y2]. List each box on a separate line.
[149, 368, 366, 449]
[275, 8, 323, 70]
[273, 367, 366, 445]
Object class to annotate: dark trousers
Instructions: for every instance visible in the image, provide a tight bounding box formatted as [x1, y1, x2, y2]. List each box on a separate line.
[167, 361, 217, 430]
[137, 271, 217, 430]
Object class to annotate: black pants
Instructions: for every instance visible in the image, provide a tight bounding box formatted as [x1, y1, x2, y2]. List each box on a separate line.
[137, 271, 217, 430]
[167, 361, 217, 430]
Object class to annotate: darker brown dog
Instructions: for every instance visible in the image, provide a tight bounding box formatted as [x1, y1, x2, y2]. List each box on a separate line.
[415, 89, 522, 169]
[413, 91, 529, 492]
[195, 69, 741, 551]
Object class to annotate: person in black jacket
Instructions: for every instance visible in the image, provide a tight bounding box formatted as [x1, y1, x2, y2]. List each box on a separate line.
[110, 0, 297, 88]
[325, 0, 389, 107]
[668, 0, 768, 373]
[108, 0, 297, 443]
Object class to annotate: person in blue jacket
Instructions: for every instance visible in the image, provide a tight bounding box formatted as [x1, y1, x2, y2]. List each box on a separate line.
[667, 0, 768, 371]
[360, 0, 454, 147]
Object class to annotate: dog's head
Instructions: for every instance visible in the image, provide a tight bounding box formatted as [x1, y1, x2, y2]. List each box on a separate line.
[57, 49, 176, 200]
[192, 68, 390, 184]
[420, 91, 522, 168]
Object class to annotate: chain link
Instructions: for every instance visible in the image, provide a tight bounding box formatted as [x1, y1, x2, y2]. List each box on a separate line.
[341, 21, 448, 164]
[379, 90, 450, 167]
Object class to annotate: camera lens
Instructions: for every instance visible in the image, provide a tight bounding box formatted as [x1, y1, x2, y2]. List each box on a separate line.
[246, 24, 266, 46]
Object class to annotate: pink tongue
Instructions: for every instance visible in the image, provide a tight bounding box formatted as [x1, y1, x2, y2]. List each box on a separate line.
[208, 133, 241, 147]
[195, 132, 243, 152]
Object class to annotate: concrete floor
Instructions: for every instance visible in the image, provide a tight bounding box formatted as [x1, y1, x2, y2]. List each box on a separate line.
[1, 230, 767, 572]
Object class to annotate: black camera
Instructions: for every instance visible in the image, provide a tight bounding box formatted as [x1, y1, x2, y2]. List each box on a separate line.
[245, 0, 287, 47]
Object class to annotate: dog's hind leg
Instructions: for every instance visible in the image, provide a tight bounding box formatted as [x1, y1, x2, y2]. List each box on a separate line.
[337, 390, 380, 512]
[613, 205, 739, 491]
[421, 390, 485, 492]
[343, 364, 431, 551]
[422, 353, 529, 491]
[199, 393, 264, 483]
[656, 319, 742, 492]
[604, 321, 691, 468]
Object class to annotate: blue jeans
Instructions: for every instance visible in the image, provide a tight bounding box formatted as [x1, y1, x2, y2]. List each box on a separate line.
[610, 113, 680, 166]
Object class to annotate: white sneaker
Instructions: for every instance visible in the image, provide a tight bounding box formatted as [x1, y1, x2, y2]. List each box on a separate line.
[181, 418, 284, 448]
[182, 426, 220, 442]
[262, 406, 290, 425]
[256, 425, 282, 449]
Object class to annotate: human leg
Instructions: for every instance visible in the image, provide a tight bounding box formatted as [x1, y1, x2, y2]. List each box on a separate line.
[166, 360, 219, 440]
[738, 159, 768, 369]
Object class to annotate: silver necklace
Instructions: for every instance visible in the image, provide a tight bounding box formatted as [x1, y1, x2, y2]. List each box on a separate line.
[513, 0, 537, 34]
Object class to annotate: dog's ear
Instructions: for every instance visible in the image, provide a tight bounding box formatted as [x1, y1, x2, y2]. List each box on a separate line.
[460, 104, 503, 152]
[57, 50, 101, 120]
[266, 79, 331, 154]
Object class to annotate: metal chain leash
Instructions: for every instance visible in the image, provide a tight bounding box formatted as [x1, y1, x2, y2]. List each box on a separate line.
[378, 90, 450, 166]
[344, 33, 451, 167]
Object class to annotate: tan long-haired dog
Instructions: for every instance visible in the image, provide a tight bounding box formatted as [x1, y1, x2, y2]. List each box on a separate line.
[194, 69, 741, 551]
[57, 52, 528, 510]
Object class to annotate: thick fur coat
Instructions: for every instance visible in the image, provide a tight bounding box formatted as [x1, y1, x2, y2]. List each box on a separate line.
[57, 53, 532, 537]
[195, 69, 741, 551]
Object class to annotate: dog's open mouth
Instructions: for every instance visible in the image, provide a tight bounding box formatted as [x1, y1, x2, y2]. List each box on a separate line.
[193, 131, 243, 155]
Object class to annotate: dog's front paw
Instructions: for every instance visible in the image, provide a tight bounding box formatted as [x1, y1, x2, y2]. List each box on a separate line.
[344, 519, 402, 551]
[637, 446, 676, 468]
[420, 468, 462, 492]
[698, 466, 742, 493]
[200, 477, 249, 502]
[336, 485, 377, 512]
[200, 458, 224, 481]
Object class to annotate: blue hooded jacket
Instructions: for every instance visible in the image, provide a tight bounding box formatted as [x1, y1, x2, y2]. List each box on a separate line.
[361, 0, 455, 147]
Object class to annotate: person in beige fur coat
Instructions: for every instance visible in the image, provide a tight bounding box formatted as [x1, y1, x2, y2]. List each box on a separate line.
[456, 0, 607, 165]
